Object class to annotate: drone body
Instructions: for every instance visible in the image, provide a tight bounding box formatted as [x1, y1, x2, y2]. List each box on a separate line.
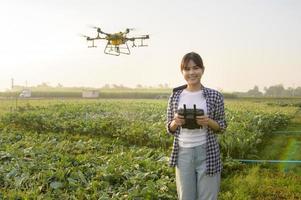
[81, 27, 149, 56]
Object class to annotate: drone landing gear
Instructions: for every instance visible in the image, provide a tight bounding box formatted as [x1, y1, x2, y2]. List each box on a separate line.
[88, 40, 97, 48]
[131, 39, 148, 48]
[104, 42, 131, 56]
[138, 39, 148, 47]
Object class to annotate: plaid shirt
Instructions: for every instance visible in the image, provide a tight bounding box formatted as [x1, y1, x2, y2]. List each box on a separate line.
[166, 84, 227, 176]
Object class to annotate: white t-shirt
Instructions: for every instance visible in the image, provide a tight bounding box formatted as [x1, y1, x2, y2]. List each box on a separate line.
[177, 89, 208, 148]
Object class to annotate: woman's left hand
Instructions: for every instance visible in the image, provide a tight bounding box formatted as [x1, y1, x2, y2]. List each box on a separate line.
[196, 115, 221, 131]
[196, 115, 210, 127]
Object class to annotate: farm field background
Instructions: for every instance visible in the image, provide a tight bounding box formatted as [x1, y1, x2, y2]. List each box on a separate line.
[0, 97, 301, 199]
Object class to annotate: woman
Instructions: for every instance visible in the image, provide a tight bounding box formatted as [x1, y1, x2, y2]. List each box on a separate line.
[166, 52, 227, 200]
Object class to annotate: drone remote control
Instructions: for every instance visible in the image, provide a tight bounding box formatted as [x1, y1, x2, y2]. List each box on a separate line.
[177, 104, 204, 129]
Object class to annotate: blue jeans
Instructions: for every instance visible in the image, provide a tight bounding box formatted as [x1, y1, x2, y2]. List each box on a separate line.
[176, 143, 221, 200]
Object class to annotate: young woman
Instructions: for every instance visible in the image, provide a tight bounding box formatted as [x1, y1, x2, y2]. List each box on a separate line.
[166, 52, 227, 200]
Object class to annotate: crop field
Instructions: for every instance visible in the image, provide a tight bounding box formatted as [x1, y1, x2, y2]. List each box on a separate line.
[0, 98, 301, 199]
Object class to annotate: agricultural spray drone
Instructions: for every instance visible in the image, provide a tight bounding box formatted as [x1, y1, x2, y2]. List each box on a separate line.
[81, 27, 149, 56]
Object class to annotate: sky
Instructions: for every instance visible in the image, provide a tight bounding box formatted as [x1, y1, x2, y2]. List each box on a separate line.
[0, 0, 300, 92]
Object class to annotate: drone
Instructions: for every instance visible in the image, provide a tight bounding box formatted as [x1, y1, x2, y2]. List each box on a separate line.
[81, 27, 149, 56]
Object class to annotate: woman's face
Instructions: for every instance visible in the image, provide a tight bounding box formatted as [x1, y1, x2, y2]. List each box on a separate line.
[182, 59, 204, 85]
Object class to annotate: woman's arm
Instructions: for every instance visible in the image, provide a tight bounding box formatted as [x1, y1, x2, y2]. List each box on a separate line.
[214, 94, 227, 133]
[166, 94, 178, 135]
[166, 93, 185, 135]
[208, 118, 221, 131]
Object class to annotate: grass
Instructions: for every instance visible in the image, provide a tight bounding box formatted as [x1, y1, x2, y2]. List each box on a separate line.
[256, 108, 301, 175]
[220, 166, 301, 200]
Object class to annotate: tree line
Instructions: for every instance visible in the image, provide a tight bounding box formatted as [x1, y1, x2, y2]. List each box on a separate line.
[234, 84, 301, 97]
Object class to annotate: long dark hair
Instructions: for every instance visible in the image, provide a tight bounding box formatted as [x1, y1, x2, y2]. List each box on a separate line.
[180, 52, 205, 71]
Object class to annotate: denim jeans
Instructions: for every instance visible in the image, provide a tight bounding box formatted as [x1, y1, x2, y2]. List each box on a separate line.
[176, 143, 221, 200]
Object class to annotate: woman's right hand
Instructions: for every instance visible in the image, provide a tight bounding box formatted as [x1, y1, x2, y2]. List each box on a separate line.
[172, 113, 185, 127]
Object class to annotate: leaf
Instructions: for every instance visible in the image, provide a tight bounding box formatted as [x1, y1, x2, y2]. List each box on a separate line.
[50, 181, 63, 189]
[6, 168, 17, 179]
[77, 170, 88, 185]
[67, 177, 78, 186]
[15, 173, 29, 188]
[0, 152, 13, 161]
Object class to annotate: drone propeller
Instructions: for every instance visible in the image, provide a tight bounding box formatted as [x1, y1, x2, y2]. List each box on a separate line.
[87, 25, 102, 33]
[91, 26, 100, 30]
[123, 27, 135, 34]
[88, 25, 100, 29]
[79, 34, 91, 40]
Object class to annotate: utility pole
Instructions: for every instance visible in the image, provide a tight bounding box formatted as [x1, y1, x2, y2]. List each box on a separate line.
[10, 78, 14, 112]
[11, 78, 14, 90]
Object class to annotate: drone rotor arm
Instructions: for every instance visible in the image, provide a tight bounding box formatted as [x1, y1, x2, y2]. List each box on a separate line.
[125, 37, 136, 41]
[126, 35, 150, 40]
[90, 26, 111, 36]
